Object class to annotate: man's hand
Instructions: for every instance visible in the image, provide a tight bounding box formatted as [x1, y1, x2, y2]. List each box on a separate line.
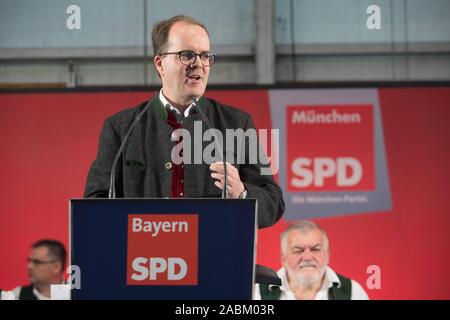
[210, 162, 245, 199]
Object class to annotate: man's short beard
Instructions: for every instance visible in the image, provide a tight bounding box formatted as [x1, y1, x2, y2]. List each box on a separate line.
[293, 266, 326, 290]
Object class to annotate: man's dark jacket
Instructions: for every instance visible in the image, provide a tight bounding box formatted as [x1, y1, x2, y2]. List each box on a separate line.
[84, 95, 284, 228]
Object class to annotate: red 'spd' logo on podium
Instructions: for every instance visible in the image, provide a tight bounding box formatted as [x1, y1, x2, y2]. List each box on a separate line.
[126, 214, 198, 285]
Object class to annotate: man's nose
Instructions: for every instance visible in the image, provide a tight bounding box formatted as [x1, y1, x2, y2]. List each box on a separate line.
[190, 54, 202, 68]
[302, 249, 313, 260]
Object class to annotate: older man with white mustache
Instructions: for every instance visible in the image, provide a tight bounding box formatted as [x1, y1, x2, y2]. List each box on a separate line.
[255, 220, 369, 300]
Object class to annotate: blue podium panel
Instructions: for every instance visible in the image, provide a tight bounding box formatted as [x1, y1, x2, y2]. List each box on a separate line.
[70, 198, 257, 300]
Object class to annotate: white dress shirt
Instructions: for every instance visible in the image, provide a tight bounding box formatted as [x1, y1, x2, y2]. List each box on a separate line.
[159, 89, 196, 119]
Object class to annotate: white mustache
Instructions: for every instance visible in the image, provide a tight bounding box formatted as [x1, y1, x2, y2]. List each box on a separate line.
[298, 263, 317, 269]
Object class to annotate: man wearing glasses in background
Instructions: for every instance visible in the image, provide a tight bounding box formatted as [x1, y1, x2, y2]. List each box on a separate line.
[84, 15, 284, 228]
[12, 240, 67, 300]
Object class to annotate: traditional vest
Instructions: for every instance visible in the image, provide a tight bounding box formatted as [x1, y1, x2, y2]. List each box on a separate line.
[18, 285, 38, 300]
[260, 273, 352, 300]
[166, 109, 184, 198]
[164, 106, 199, 198]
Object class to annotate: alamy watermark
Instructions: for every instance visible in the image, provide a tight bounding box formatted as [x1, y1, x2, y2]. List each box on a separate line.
[66, 5, 81, 30]
[366, 5, 382, 30]
[366, 264, 381, 290]
[170, 121, 279, 175]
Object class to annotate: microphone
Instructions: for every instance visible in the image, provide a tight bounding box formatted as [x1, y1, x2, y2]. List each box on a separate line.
[109, 99, 153, 198]
[192, 97, 229, 198]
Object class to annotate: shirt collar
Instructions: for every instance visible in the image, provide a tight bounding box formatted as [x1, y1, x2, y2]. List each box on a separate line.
[32, 287, 51, 300]
[159, 89, 198, 119]
[325, 266, 341, 288]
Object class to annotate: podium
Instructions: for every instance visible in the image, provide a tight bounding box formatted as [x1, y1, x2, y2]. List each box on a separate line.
[70, 198, 257, 300]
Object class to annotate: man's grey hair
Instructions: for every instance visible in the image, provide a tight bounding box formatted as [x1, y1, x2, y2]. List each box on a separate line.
[280, 220, 329, 255]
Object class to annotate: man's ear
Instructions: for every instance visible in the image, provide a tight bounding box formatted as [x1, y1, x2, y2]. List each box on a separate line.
[53, 261, 63, 275]
[281, 253, 286, 266]
[154, 55, 163, 77]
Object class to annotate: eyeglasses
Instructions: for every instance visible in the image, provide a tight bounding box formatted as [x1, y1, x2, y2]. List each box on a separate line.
[27, 258, 56, 265]
[160, 50, 215, 66]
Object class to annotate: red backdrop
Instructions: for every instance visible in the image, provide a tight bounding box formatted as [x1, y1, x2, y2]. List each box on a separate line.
[1, 87, 449, 299]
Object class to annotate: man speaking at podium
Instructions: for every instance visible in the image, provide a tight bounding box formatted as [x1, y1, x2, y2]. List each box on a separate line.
[84, 15, 284, 228]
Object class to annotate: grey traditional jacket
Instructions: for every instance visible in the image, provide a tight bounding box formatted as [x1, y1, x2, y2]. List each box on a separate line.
[84, 95, 284, 228]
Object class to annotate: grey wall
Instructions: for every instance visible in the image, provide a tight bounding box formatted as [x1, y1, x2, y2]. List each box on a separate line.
[1, 0, 449, 86]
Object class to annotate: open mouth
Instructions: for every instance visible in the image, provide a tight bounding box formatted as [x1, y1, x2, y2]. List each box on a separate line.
[187, 74, 201, 80]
